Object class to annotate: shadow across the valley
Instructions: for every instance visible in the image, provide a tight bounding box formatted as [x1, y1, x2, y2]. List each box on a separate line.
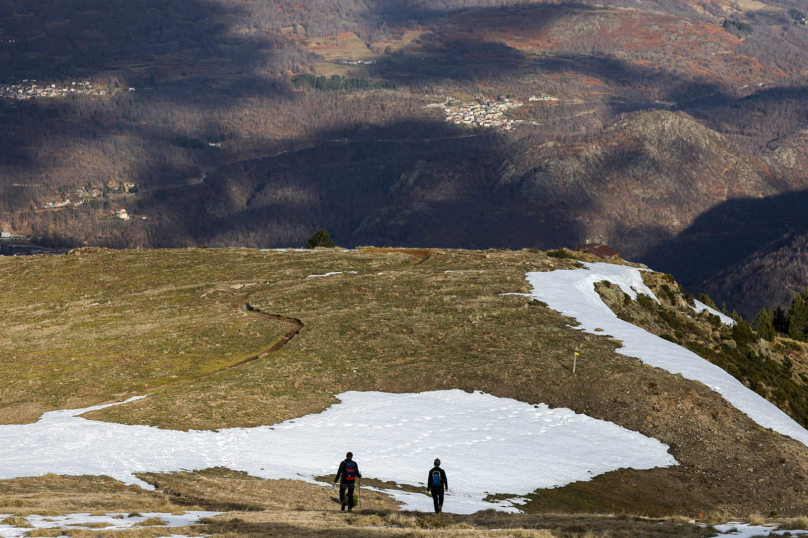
[129, 117, 592, 250]
[680, 85, 808, 148]
[0, 0, 304, 90]
[0, 0, 772, 255]
[640, 188, 808, 294]
[370, 2, 725, 108]
[0, 0, 311, 219]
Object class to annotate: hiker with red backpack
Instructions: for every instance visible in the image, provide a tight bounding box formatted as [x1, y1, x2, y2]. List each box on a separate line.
[427, 458, 448, 514]
[333, 451, 362, 512]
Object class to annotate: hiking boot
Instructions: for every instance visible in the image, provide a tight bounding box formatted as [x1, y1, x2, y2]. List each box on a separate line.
[347, 507, 353, 512]
[341, 503, 346, 512]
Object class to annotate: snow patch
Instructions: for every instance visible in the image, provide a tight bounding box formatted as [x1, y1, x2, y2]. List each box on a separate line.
[693, 299, 736, 326]
[527, 263, 808, 447]
[306, 271, 358, 279]
[713, 522, 808, 537]
[0, 512, 218, 538]
[0, 390, 675, 514]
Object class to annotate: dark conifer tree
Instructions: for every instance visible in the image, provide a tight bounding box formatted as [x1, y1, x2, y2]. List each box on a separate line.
[732, 319, 756, 344]
[753, 308, 776, 342]
[697, 293, 717, 309]
[787, 292, 808, 341]
[307, 229, 335, 248]
[773, 304, 788, 334]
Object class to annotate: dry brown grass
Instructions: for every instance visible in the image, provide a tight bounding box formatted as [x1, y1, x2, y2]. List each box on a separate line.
[0, 249, 309, 426]
[134, 517, 168, 527]
[26, 526, 200, 538]
[197, 510, 711, 537]
[508, 531, 555, 538]
[1, 515, 33, 527]
[747, 513, 766, 525]
[778, 516, 808, 530]
[384, 512, 418, 527]
[704, 510, 735, 526]
[0, 474, 190, 516]
[138, 468, 398, 513]
[303, 32, 380, 62]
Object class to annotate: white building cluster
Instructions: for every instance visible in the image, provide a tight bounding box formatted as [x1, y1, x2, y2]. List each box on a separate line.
[0, 80, 106, 100]
[442, 97, 522, 130]
[529, 94, 559, 102]
[44, 199, 72, 209]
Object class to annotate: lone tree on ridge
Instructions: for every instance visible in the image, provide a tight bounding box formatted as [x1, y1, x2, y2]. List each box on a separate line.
[307, 229, 335, 249]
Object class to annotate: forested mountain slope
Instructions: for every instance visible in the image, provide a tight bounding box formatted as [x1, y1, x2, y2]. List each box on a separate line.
[3, 0, 808, 316]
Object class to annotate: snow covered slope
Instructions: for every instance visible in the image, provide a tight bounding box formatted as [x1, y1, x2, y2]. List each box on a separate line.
[0, 390, 675, 514]
[527, 263, 808, 447]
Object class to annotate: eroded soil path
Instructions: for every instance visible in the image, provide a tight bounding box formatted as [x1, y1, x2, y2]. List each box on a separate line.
[90, 294, 304, 408]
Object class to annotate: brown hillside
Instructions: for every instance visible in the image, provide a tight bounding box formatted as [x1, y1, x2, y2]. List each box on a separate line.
[496, 110, 779, 255]
[435, 5, 781, 95]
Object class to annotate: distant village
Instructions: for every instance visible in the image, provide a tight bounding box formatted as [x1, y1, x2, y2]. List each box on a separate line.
[39, 183, 144, 222]
[437, 96, 548, 131]
[0, 228, 29, 242]
[0, 80, 118, 100]
[338, 59, 377, 66]
[42, 184, 131, 207]
[1, 184, 145, 255]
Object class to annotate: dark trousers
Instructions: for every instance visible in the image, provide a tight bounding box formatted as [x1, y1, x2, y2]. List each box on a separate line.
[339, 483, 356, 509]
[430, 486, 444, 513]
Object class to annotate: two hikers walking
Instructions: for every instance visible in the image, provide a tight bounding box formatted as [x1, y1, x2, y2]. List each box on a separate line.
[333, 451, 362, 512]
[334, 452, 448, 514]
[427, 458, 448, 514]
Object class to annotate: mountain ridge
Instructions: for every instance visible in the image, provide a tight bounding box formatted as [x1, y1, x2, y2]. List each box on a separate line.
[3, 247, 808, 518]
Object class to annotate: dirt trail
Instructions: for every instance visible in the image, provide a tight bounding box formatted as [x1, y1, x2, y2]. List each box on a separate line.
[144, 250, 430, 398]
[360, 247, 434, 264]
[94, 296, 304, 407]
[148, 304, 302, 397]
[94, 249, 431, 408]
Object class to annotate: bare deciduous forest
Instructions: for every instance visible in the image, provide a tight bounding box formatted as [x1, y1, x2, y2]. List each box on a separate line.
[4, 0, 808, 314]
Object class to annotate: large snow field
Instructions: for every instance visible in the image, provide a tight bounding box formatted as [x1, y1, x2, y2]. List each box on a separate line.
[0, 511, 218, 538]
[0, 390, 676, 514]
[526, 263, 808, 447]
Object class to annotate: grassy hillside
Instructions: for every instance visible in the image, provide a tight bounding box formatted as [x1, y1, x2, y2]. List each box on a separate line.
[3, 247, 808, 530]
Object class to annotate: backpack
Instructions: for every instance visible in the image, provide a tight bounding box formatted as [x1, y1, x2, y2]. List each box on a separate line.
[431, 469, 442, 487]
[344, 460, 358, 481]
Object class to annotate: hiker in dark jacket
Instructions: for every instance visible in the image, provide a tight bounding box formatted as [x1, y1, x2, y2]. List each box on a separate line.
[427, 458, 448, 513]
[333, 451, 362, 512]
